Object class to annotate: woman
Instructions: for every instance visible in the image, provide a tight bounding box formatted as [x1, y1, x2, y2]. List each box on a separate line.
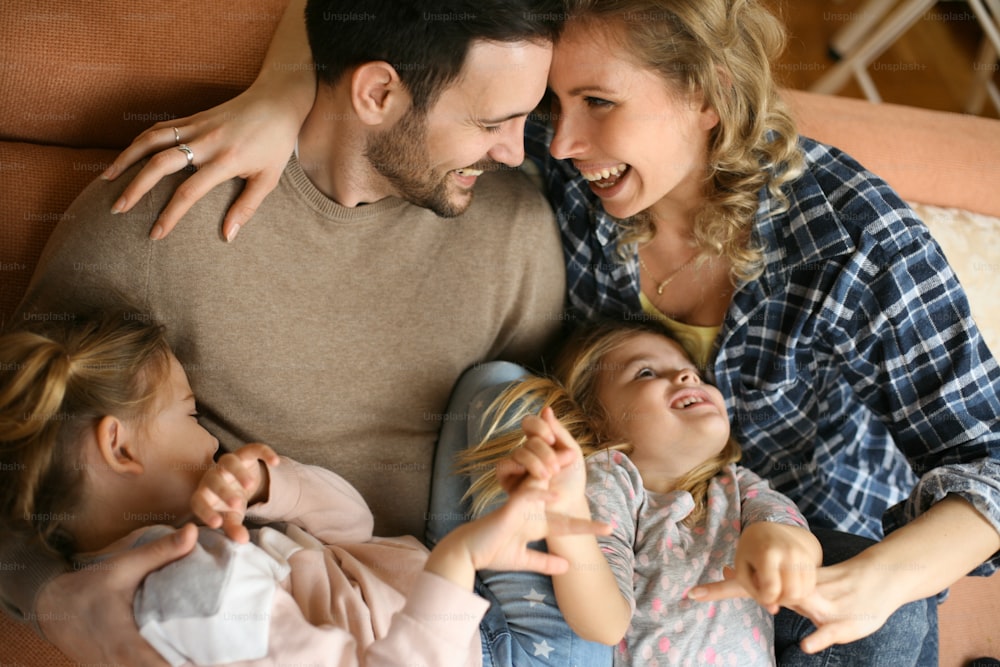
[104, 0, 1000, 662]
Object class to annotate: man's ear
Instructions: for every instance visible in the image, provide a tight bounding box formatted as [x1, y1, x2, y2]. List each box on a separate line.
[350, 61, 409, 126]
[93, 415, 144, 475]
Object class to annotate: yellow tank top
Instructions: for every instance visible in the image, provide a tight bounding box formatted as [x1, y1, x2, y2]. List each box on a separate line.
[638, 292, 722, 370]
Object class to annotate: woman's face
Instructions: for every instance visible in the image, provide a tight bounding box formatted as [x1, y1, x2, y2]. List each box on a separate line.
[547, 19, 719, 221]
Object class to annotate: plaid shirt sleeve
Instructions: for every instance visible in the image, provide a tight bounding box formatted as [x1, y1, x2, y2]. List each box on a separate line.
[809, 158, 1000, 560]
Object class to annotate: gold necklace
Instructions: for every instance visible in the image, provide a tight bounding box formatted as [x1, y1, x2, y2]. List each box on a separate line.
[637, 250, 695, 295]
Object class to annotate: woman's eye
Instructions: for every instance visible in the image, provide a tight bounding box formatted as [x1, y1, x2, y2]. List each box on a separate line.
[484, 125, 502, 134]
[584, 96, 614, 109]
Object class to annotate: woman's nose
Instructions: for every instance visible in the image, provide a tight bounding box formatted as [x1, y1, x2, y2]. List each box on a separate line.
[549, 107, 586, 160]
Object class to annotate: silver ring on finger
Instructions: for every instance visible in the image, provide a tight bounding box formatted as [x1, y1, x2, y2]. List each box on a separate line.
[176, 143, 195, 168]
[172, 127, 181, 145]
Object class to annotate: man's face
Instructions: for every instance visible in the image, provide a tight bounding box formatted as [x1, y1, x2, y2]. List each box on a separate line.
[365, 39, 552, 217]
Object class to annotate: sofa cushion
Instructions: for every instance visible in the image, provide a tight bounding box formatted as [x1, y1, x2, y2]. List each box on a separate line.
[0, 0, 283, 149]
[0, 142, 118, 328]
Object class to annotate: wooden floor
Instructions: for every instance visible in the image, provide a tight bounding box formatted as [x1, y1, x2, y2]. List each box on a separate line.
[763, 0, 999, 117]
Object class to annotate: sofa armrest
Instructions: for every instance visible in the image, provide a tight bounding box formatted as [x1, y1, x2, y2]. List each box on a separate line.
[783, 89, 1000, 218]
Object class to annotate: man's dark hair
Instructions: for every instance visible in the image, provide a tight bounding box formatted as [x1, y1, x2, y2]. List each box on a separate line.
[305, 0, 565, 111]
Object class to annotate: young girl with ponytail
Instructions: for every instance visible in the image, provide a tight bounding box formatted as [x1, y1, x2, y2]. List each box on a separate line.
[0, 311, 609, 667]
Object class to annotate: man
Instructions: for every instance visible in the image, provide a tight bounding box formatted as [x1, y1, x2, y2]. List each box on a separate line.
[3, 1, 567, 663]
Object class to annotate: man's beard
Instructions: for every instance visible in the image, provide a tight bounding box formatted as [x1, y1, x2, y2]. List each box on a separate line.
[365, 107, 471, 218]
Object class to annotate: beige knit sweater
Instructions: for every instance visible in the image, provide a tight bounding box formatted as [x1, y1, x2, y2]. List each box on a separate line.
[5, 156, 565, 619]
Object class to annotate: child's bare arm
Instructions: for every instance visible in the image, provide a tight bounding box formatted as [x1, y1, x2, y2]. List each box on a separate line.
[424, 477, 611, 591]
[504, 408, 632, 645]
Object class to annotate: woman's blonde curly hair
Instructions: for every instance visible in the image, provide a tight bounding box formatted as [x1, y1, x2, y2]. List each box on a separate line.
[564, 0, 804, 282]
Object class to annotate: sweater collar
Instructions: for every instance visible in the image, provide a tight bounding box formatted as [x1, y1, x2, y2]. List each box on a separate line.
[284, 154, 410, 222]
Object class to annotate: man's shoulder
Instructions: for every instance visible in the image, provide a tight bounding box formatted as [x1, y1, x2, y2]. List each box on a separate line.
[17, 162, 248, 318]
[470, 168, 555, 222]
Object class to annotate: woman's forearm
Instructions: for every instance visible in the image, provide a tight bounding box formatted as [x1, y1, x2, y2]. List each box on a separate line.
[254, 0, 315, 119]
[855, 494, 1000, 606]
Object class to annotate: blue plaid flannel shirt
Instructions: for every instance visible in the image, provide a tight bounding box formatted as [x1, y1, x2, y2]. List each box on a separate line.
[526, 118, 1000, 574]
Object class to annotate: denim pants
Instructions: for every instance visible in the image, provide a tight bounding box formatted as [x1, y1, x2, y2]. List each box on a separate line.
[426, 361, 939, 667]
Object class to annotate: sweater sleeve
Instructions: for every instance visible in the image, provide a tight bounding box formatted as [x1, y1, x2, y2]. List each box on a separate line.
[246, 456, 375, 545]
[735, 466, 809, 529]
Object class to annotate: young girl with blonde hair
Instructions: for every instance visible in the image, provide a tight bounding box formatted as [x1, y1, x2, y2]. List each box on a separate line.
[0, 310, 610, 667]
[459, 319, 821, 665]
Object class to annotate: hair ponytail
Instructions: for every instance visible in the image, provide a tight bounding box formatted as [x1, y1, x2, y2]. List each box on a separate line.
[0, 311, 171, 555]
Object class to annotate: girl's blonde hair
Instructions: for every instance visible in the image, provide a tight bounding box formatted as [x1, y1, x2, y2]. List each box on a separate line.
[0, 310, 171, 555]
[564, 0, 804, 282]
[458, 319, 740, 525]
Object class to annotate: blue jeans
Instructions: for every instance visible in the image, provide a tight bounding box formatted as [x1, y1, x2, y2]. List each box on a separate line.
[427, 362, 940, 666]
[426, 361, 613, 667]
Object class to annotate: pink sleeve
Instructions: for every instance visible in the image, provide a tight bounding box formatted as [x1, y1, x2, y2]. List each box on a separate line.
[198, 572, 487, 667]
[363, 571, 489, 666]
[246, 456, 375, 544]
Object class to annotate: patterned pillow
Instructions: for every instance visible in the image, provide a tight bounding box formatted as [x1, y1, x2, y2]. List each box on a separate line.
[911, 202, 1000, 355]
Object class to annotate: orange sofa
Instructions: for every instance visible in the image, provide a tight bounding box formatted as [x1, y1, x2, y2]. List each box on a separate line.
[1, 1, 999, 664]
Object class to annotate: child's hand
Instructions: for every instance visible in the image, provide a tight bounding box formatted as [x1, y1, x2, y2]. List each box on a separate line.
[691, 558, 900, 653]
[427, 477, 612, 588]
[497, 407, 589, 516]
[191, 443, 280, 543]
[689, 522, 821, 613]
[732, 523, 822, 611]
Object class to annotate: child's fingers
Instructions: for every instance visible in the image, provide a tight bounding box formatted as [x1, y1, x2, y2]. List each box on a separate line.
[218, 453, 263, 493]
[198, 467, 246, 511]
[518, 549, 570, 576]
[750, 555, 784, 605]
[520, 414, 555, 444]
[510, 437, 561, 479]
[220, 512, 250, 544]
[779, 562, 814, 605]
[540, 407, 583, 457]
[190, 488, 227, 529]
[495, 458, 528, 492]
[687, 577, 749, 602]
[237, 443, 281, 467]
